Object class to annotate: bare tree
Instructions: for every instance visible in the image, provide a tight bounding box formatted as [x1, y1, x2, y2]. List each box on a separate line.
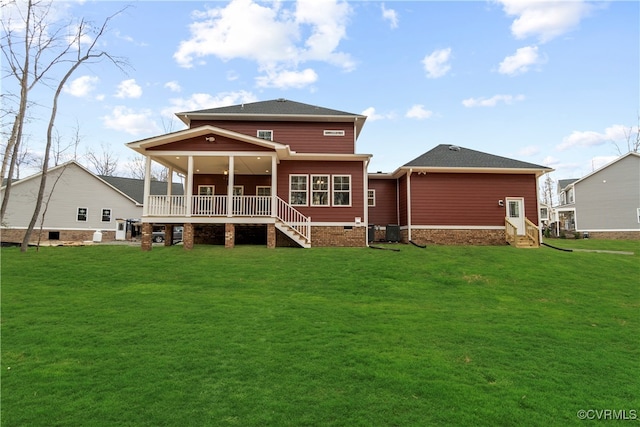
[19, 6, 128, 251]
[541, 173, 555, 207]
[613, 115, 640, 155]
[13, 139, 39, 179]
[85, 142, 119, 176]
[128, 155, 169, 182]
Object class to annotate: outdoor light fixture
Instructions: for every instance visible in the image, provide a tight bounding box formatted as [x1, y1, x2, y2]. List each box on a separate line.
[498, 200, 504, 207]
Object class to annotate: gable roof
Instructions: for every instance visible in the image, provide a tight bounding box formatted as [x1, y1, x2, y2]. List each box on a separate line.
[177, 98, 367, 138]
[572, 151, 640, 186]
[558, 178, 579, 191]
[401, 144, 552, 175]
[99, 175, 184, 205]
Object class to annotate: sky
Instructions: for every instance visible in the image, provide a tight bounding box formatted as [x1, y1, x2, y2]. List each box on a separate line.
[4, 0, 639, 195]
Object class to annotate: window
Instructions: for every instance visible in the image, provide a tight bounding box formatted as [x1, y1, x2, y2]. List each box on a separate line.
[257, 130, 273, 141]
[198, 185, 214, 196]
[637, 208, 640, 223]
[77, 207, 88, 222]
[101, 208, 112, 222]
[311, 175, 329, 206]
[233, 186, 244, 196]
[257, 186, 271, 197]
[508, 201, 519, 218]
[540, 207, 548, 221]
[368, 189, 376, 207]
[289, 175, 308, 206]
[333, 175, 351, 206]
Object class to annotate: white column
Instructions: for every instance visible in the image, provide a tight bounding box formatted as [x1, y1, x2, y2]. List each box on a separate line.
[142, 156, 152, 217]
[406, 169, 412, 242]
[227, 156, 235, 217]
[167, 166, 174, 196]
[186, 156, 194, 217]
[271, 155, 277, 217]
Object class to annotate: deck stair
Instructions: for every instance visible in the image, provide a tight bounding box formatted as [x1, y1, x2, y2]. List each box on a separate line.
[276, 197, 311, 248]
[275, 220, 311, 248]
[505, 217, 540, 248]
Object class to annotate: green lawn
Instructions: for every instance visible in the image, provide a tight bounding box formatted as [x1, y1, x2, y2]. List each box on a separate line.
[2, 241, 639, 426]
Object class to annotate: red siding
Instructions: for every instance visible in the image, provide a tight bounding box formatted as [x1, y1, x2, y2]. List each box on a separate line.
[277, 160, 366, 222]
[368, 178, 398, 226]
[148, 134, 273, 152]
[398, 175, 408, 226]
[193, 174, 271, 195]
[409, 173, 539, 226]
[190, 120, 355, 154]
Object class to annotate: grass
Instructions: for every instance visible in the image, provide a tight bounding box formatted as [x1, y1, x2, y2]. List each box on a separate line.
[2, 240, 639, 426]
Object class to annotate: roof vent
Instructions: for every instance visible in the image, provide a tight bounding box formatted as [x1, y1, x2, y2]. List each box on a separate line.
[276, 98, 286, 102]
[448, 145, 461, 151]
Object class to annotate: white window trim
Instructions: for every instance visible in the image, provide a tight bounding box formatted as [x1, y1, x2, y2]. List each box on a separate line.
[289, 174, 309, 206]
[368, 189, 376, 207]
[332, 175, 352, 207]
[198, 185, 215, 196]
[256, 186, 271, 197]
[257, 130, 273, 141]
[311, 174, 330, 207]
[77, 207, 88, 222]
[233, 185, 244, 196]
[101, 208, 112, 223]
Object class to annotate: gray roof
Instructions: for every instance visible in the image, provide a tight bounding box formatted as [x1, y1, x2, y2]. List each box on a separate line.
[180, 98, 362, 118]
[557, 178, 579, 190]
[99, 175, 183, 204]
[403, 144, 551, 170]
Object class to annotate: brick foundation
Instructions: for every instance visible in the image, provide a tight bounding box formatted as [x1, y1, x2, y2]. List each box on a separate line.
[225, 223, 235, 248]
[267, 224, 276, 248]
[1, 228, 116, 244]
[311, 226, 366, 247]
[141, 223, 153, 251]
[407, 228, 506, 246]
[581, 231, 640, 240]
[183, 223, 194, 250]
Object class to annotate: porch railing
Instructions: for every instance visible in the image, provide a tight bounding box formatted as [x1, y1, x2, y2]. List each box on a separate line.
[147, 195, 272, 217]
[505, 216, 540, 247]
[524, 217, 540, 247]
[276, 196, 311, 242]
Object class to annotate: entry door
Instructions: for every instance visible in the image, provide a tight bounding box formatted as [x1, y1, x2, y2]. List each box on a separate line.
[506, 197, 525, 235]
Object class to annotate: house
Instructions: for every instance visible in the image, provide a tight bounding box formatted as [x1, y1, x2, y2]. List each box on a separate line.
[554, 152, 640, 239]
[368, 144, 552, 247]
[126, 99, 552, 250]
[126, 99, 370, 249]
[0, 161, 182, 243]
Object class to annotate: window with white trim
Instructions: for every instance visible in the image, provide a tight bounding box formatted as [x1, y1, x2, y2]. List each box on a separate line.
[333, 175, 351, 206]
[540, 207, 548, 221]
[368, 189, 376, 207]
[257, 186, 271, 196]
[101, 208, 112, 222]
[257, 130, 273, 141]
[198, 185, 214, 196]
[311, 175, 329, 206]
[77, 207, 88, 222]
[289, 175, 308, 206]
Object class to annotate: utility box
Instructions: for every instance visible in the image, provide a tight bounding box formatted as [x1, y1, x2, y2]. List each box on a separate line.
[386, 224, 400, 242]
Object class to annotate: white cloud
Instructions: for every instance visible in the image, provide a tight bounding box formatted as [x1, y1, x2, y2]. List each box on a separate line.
[164, 81, 182, 93]
[405, 104, 433, 120]
[63, 75, 99, 97]
[462, 94, 525, 108]
[496, 0, 594, 43]
[557, 124, 631, 151]
[362, 107, 395, 122]
[173, 0, 354, 84]
[162, 91, 258, 117]
[381, 4, 399, 29]
[422, 48, 452, 79]
[102, 106, 161, 136]
[498, 45, 544, 75]
[115, 79, 142, 99]
[255, 67, 318, 89]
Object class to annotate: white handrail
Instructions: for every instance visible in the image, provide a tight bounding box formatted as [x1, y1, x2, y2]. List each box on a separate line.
[276, 196, 311, 242]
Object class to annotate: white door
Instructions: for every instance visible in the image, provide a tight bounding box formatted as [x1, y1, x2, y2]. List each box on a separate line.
[506, 197, 525, 235]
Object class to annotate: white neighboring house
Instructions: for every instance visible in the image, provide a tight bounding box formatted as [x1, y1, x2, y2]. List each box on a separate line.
[1, 160, 181, 243]
[554, 152, 640, 239]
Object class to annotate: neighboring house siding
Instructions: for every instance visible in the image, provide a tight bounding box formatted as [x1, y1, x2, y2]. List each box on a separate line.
[1, 163, 141, 231]
[409, 173, 539, 226]
[368, 178, 398, 226]
[147, 134, 274, 152]
[190, 120, 356, 154]
[575, 154, 640, 231]
[277, 160, 365, 222]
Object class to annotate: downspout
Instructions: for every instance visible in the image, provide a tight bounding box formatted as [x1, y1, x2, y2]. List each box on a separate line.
[363, 158, 369, 247]
[536, 173, 542, 244]
[407, 169, 412, 242]
[271, 155, 277, 218]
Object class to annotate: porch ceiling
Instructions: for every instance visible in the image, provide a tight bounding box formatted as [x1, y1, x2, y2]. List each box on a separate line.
[151, 154, 274, 175]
